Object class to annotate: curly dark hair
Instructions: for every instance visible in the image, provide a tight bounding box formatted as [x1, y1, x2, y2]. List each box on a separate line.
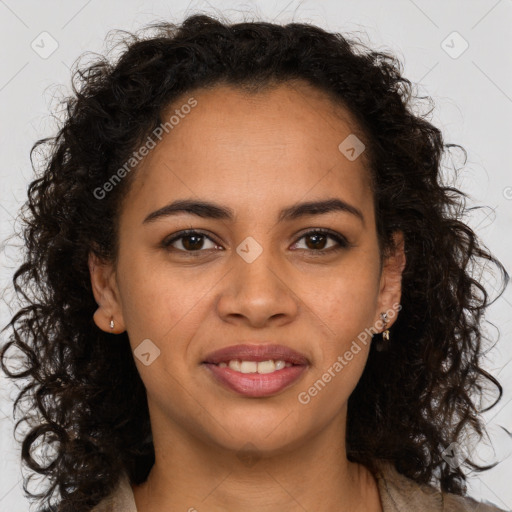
[1, 12, 509, 512]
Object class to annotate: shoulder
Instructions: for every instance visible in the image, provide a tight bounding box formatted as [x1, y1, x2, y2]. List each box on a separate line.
[373, 460, 509, 512]
[63, 463, 510, 512]
[90, 471, 137, 512]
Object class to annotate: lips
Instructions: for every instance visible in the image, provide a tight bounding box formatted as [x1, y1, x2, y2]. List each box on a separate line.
[203, 363, 307, 397]
[201, 343, 310, 397]
[202, 343, 309, 366]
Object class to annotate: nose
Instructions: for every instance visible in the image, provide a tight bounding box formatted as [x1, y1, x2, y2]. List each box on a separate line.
[215, 244, 299, 328]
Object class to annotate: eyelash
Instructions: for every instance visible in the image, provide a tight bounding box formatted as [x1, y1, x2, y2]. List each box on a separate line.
[161, 228, 351, 257]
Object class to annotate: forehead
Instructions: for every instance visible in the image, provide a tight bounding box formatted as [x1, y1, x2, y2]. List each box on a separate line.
[124, 81, 374, 224]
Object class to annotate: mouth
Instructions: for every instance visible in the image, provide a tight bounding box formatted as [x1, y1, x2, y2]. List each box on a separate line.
[205, 359, 295, 374]
[202, 343, 309, 366]
[201, 343, 309, 397]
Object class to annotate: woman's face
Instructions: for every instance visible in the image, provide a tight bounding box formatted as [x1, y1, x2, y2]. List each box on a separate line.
[90, 81, 404, 456]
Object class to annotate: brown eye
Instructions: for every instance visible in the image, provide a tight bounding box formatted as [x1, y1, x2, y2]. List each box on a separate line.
[179, 234, 207, 251]
[162, 230, 221, 253]
[304, 232, 329, 250]
[291, 229, 350, 253]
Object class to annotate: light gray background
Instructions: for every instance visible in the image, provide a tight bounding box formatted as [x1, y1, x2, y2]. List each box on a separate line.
[1, 0, 511, 510]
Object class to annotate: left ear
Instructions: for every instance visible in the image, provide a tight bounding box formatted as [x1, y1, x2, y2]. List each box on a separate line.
[375, 230, 406, 328]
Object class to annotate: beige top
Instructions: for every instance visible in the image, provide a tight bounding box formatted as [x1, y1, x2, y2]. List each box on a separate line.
[91, 460, 509, 512]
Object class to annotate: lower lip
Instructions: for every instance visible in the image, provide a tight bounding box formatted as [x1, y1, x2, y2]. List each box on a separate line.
[202, 363, 307, 397]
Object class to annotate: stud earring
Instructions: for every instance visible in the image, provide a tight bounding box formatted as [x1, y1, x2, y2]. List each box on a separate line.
[110, 317, 115, 330]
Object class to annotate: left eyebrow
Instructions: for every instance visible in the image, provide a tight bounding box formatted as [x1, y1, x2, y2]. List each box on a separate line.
[278, 198, 364, 224]
[142, 198, 364, 225]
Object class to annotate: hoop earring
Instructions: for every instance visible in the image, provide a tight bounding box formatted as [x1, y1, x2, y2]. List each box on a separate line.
[110, 317, 115, 330]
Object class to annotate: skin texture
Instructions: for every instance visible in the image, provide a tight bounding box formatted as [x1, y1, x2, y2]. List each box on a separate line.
[88, 81, 406, 512]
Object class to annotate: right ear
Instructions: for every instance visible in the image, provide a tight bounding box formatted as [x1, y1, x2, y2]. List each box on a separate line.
[88, 251, 126, 334]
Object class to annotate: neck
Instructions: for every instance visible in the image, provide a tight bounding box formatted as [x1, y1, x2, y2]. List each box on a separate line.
[132, 409, 382, 512]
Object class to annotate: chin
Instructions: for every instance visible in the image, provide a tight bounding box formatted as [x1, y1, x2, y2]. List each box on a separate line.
[202, 416, 308, 457]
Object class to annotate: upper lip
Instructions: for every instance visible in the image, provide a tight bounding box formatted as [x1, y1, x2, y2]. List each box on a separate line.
[202, 343, 309, 365]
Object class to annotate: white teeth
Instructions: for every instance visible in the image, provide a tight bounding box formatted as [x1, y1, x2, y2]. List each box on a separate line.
[228, 360, 241, 371]
[257, 360, 276, 374]
[275, 360, 286, 370]
[219, 359, 292, 373]
[240, 361, 258, 373]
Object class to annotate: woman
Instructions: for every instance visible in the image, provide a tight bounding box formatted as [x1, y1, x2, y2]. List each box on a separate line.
[1, 13, 509, 512]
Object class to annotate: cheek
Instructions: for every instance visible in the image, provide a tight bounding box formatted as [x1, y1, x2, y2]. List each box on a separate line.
[299, 273, 376, 416]
[297, 254, 381, 346]
[116, 249, 218, 350]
